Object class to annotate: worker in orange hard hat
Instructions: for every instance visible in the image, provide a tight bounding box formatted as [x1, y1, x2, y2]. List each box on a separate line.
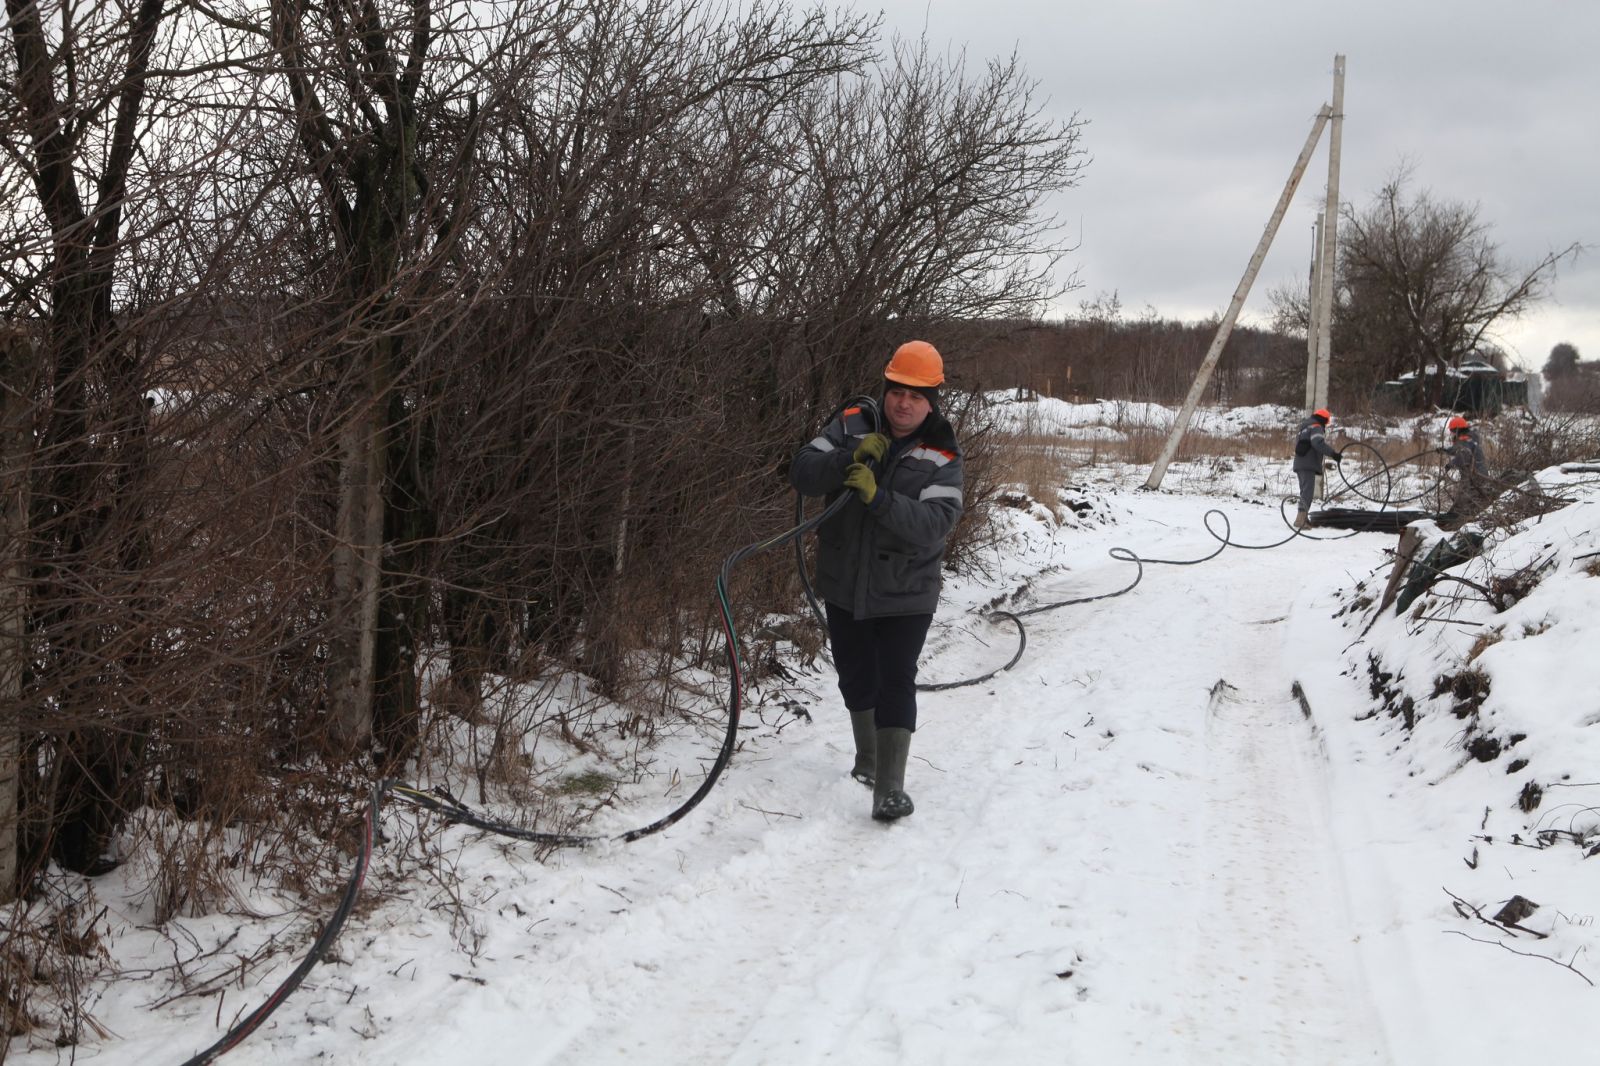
[1291, 408, 1342, 529]
[1441, 415, 1490, 522]
[788, 340, 964, 823]
[1444, 416, 1488, 477]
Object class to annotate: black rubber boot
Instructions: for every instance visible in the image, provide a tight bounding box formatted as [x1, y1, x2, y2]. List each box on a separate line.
[871, 727, 914, 821]
[849, 709, 875, 787]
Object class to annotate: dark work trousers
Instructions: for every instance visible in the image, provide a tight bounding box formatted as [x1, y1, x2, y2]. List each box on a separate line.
[825, 601, 933, 732]
[1296, 469, 1320, 511]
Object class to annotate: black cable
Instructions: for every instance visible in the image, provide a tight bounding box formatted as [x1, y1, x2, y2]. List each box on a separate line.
[917, 611, 1027, 690]
[786, 398, 1029, 693]
[391, 427, 875, 849]
[1006, 443, 1439, 621]
[175, 404, 895, 1063]
[179, 783, 382, 1066]
[852, 439, 1413, 686]
[1328, 442, 1445, 508]
[794, 396, 883, 635]
[387, 397, 890, 850]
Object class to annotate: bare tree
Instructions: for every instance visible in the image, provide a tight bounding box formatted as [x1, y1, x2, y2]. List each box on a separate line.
[0, 5, 1091, 1017]
[1332, 165, 1578, 405]
[778, 41, 1088, 393]
[0, 326, 30, 900]
[4, 0, 177, 875]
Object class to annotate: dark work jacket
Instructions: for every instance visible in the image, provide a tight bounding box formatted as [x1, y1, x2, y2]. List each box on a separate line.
[789, 406, 964, 618]
[1447, 430, 1489, 477]
[1292, 418, 1340, 474]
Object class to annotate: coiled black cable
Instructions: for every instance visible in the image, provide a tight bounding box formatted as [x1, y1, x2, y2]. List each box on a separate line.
[1328, 442, 1446, 508]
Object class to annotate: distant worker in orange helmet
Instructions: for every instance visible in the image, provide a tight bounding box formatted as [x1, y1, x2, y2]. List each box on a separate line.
[1443, 415, 1488, 478]
[788, 340, 964, 823]
[1442, 414, 1490, 519]
[1291, 408, 1343, 529]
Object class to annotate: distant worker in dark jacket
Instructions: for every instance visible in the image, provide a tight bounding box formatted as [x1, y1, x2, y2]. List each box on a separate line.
[789, 341, 964, 822]
[1444, 415, 1489, 477]
[1443, 415, 1490, 517]
[1291, 408, 1342, 529]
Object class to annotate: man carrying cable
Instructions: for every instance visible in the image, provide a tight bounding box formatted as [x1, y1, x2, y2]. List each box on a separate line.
[788, 341, 964, 823]
[1292, 407, 1343, 529]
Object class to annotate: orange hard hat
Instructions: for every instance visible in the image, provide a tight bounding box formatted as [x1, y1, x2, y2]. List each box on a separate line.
[1448, 415, 1469, 431]
[884, 340, 945, 388]
[1313, 408, 1331, 423]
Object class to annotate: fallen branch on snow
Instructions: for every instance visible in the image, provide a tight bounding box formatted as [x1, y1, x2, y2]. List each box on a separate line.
[1442, 930, 1593, 987]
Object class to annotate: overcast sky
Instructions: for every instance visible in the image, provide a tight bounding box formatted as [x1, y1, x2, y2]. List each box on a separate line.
[847, 0, 1599, 373]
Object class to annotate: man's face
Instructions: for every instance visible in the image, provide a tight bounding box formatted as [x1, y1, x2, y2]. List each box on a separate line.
[884, 386, 931, 437]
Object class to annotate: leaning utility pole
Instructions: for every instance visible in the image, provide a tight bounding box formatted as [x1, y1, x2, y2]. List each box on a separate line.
[1145, 102, 1332, 490]
[1311, 55, 1345, 410]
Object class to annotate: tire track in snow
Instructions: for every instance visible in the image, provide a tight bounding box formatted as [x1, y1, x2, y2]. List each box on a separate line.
[1051, 535, 1393, 1064]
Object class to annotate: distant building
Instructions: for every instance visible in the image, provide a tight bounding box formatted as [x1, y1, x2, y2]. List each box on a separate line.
[1374, 358, 1528, 415]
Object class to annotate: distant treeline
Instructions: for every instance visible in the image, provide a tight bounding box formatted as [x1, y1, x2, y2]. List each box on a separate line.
[948, 312, 1307, 407]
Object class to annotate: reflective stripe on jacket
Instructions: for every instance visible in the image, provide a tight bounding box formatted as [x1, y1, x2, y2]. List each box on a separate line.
[789, 406, 964, 618]
[1292, 418, 1340, 474]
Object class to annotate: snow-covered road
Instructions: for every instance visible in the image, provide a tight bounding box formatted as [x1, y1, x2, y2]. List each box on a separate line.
[317, 491, 1402, 1066]
[19, 424, 1600, 1066]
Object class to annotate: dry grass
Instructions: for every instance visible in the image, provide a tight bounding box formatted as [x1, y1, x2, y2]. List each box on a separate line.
[1466, 629, 1504, 662]
[997, 410, 1486, 483]
[1002, 424, 1290, 469]
[1000, 439, 1075, 511]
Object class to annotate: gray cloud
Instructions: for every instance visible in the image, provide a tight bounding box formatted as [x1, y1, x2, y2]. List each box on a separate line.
[853, 0, 1599, 367]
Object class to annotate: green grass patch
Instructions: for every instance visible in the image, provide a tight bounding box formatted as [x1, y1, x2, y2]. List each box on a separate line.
[555, 770, 615, 796]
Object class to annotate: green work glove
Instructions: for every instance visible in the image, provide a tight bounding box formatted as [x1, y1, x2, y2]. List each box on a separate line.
[852, 432, 890, 465]
[843, 462, 878, 505]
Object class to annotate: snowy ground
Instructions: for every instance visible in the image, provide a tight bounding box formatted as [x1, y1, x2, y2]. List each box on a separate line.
[9, 408, 1599, 1065]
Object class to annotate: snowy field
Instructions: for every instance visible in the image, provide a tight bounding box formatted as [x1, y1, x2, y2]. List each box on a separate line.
[8, 404, 1600, 1065]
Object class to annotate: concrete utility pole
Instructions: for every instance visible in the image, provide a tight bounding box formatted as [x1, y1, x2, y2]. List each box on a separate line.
[1304, 211, 1323, 409]
[1145, 103, 1332, 491]
[1311, 54, 1345, 410]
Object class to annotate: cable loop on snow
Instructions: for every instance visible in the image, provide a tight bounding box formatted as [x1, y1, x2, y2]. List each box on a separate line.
[965, 441, 1446, 663]
[917, 610, 1026, 691]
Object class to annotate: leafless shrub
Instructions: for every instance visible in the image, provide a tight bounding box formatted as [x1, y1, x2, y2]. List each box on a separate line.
[1489, 414, 1600, 474]
[3, 0, 1089, 1043]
